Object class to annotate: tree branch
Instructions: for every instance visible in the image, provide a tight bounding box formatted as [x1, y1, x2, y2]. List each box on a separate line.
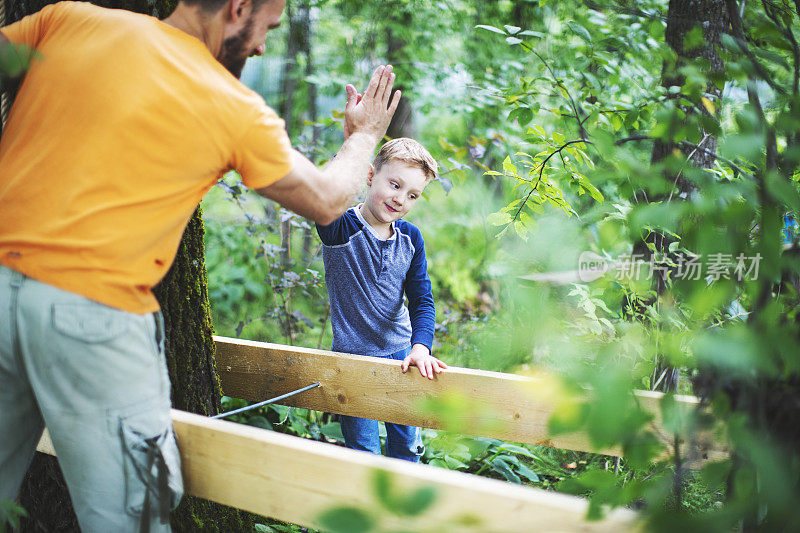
[511, 140, 589, 223]
[726, 0, 787, 95]
[521, 42, 587, 140]
[761, 0, 800, 95]
[615, 135, 753, 177]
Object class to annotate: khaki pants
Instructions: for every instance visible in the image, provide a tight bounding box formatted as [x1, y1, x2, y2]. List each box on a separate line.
[0, 265, 182, 532]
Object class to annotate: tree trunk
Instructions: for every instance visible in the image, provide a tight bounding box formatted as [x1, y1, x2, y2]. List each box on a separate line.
[386, 14, 413, 139]
[641, 0, 728, 392]
[154, 208, 254, 532]
[278, 0, 309, 268]
[12, 1, 253, 530]
[301, 0, 317, 265]
[651, 0, 727, 170]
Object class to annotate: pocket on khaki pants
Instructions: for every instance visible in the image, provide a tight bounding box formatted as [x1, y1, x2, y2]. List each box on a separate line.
[119, 401, 183, 521]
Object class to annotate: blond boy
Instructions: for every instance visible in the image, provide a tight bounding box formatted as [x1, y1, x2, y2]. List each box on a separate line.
[316, 138, 447, 461]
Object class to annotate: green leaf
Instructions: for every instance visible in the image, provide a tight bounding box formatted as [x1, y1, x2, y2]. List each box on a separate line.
[373, 470, 393, 509]
[514, 220, 529, 239]
[487, 211, 513, 227]
[437, 176, 454, 195]
[515, 464, 541, 483]
[509, 107, 534, 126]
[372, 471, 437, 517]
[502, 156, 518, 175]
[394, 487, 438, 517]
[506, 37, 523, 45]
[581, 180, 604, 203]
[0, 42, 37, 78]
[246, 415, 272, 430]
[504, 25, 522, 35]
[1, 500, 28, 531]
[444, 454, 468, 470]
[765, 171, 800, 213]
[466, 438, 494, 458]
[492, 458, 521, 483]
[694, 327, 776, 376]
[682, 26, 705, 50]
[270, 404, 291, 424]
[752, 46, 790, 70]
[497, 443, 538, 458]
[317, 507, 375, 533]
[319, 422, 344, 441]
[701, 460, 732, 491]
[721, 33, 746, 54]
[495, 454, 521, 466]
[475, 24, 506, 35]
[566, 22, 592, 42]
[527, 124, 547, 139]
[622, 431, 663, 470]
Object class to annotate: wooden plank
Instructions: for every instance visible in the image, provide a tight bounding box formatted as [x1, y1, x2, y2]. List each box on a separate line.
[37, 411, 639, 532]
[214, 336, 726, 462]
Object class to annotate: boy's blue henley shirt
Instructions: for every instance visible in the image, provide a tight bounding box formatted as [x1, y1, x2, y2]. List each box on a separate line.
[316, 206, 435, 357]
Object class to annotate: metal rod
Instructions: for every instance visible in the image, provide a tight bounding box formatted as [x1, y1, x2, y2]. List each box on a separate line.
[212, 382, 321, 419]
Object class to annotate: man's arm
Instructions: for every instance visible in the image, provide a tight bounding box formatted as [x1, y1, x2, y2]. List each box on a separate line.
[256, 65, 400, 225]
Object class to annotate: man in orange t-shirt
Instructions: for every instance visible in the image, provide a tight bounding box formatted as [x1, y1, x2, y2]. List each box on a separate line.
[0, 0, 400, 530]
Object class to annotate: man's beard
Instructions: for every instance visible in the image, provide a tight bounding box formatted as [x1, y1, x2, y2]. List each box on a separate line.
[217, 16, 254, 79]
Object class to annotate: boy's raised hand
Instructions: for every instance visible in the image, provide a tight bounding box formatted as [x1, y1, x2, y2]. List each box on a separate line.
[343, 65, 401, 140]
[401, 344, 448, 380]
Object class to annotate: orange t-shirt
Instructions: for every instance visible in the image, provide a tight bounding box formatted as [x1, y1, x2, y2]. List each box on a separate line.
[0, 1, 292, 313]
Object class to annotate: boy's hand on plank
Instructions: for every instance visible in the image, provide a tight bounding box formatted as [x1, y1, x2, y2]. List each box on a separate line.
[401, 344, 448, 380]
[343, 65, 401, 141]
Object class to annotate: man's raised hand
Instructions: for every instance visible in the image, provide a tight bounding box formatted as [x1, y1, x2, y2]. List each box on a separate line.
[344, 65, 401, 141]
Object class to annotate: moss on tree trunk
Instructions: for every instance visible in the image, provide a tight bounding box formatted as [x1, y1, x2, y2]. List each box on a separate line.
[154, 208, 254, 532]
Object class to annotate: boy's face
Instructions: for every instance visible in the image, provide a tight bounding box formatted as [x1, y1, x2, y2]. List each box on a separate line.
[363, 161, 429, 225]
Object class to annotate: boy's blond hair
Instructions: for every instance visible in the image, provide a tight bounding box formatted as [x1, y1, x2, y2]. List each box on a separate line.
[373, 138, 438, 182]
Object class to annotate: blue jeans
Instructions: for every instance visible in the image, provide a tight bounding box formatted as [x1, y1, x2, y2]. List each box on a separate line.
[339, 346, 424, 462]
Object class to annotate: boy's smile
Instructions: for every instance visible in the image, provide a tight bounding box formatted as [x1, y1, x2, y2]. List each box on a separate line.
[360, 160, 428, 234]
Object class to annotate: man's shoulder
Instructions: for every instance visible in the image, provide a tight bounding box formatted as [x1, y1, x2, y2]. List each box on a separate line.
[51, 1, 104, 14]
[56, 1, 148, 23]
[23, 1, 137, 30]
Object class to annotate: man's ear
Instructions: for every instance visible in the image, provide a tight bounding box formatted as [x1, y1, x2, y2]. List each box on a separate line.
[366, 164, 375, 186]
[228, 0, 249, 23]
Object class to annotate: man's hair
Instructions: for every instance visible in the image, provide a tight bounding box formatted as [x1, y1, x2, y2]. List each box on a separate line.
[373, 138, 438, 182]
[181, 0, 270, 14]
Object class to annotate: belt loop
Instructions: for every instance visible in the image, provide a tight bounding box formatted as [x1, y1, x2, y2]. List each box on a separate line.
[152, 311, 164, 348]
[9, 269, 24, 289]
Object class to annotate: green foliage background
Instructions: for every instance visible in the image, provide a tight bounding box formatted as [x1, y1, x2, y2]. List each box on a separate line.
[2, 0, 797, 530]
[196, 0, 800, 531]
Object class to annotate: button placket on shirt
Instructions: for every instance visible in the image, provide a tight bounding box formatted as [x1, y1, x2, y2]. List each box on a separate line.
[379, 240, 389, 277]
